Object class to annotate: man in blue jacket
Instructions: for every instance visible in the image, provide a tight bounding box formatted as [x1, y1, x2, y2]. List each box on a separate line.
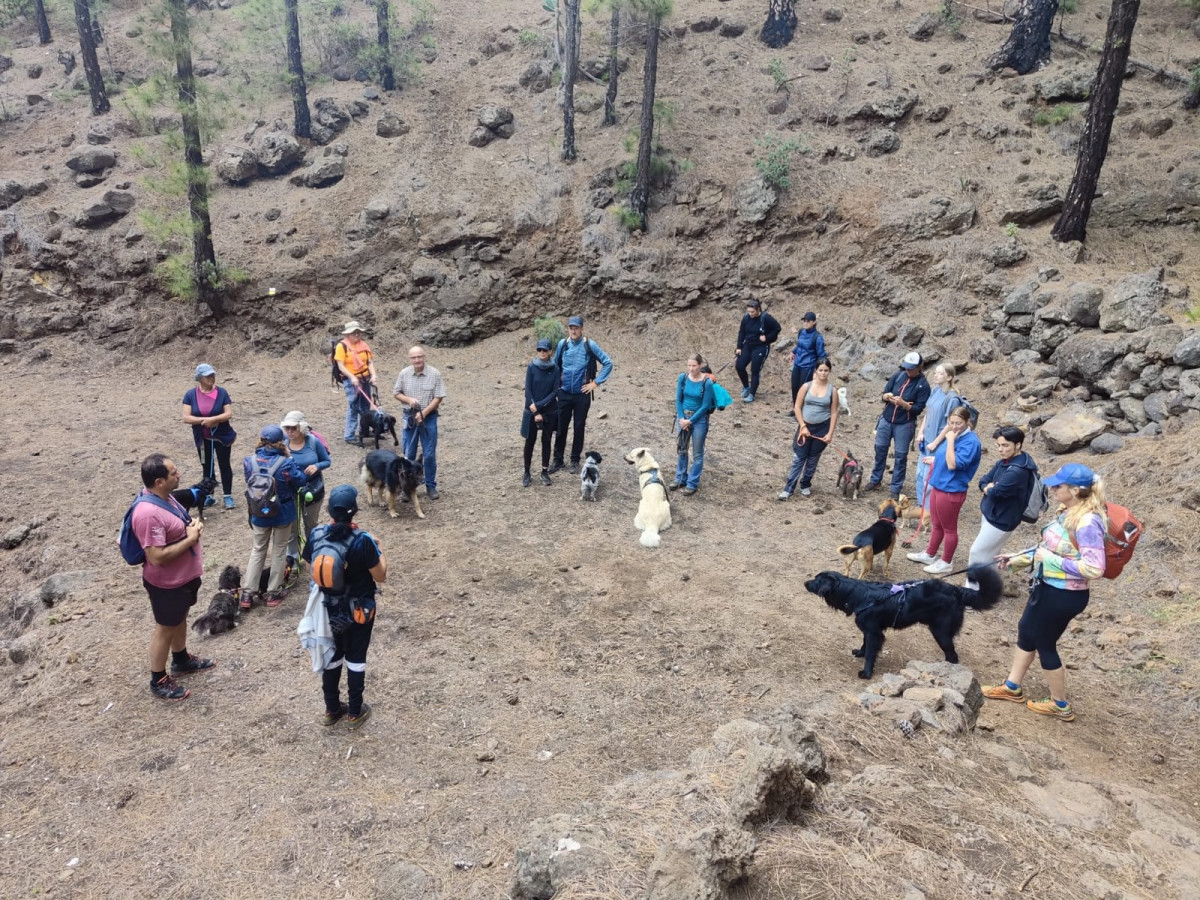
[866, 351, 930, 500]
[550, 316, 613, 474]
[788, 311, 827, 409]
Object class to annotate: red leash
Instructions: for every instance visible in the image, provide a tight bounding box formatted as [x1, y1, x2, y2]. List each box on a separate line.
[353, 381, 381, 411]
[903, 465, 933, 544]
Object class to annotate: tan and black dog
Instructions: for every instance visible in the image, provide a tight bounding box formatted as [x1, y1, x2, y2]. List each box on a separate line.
[836, 496, 909, 578]
[361, 449, 424, 519]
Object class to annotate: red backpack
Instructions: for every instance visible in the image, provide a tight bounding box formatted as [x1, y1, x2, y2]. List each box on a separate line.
[1098, 503, 1142, 579]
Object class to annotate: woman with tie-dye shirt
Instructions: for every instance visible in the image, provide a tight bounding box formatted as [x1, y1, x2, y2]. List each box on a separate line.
[982, 463, 1107, 722]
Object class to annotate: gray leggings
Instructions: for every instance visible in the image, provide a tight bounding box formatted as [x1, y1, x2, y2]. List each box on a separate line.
[964, 519, 1013, 589]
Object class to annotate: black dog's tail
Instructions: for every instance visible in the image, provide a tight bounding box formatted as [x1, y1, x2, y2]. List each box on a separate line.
[961, 564, 1003, 610]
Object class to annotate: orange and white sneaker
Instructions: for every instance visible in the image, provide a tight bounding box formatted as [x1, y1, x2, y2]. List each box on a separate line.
[1026, 698, 1075, 721]
[982, 682, 1025, 703]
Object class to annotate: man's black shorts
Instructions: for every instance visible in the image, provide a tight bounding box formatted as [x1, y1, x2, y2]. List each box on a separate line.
[144, 577, 202, 627]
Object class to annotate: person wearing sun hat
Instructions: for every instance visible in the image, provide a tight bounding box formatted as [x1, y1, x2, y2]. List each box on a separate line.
[280, 410, 331, 578]
[302, 484, 387, 730]
[239, 424, 310, 610]
[865, 350, 930, 500]
[982, 463, 1108, 722]
[333, 321, 378, 444]
[181, 362, 238, 509]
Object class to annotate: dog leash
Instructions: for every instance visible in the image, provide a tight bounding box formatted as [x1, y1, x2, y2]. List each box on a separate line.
[353, 381, 382, 412]
[903, 466, 934, 545]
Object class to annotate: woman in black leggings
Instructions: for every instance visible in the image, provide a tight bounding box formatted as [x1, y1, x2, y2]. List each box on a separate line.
[982, 464, 1108, 722]
[182, 363, 238, 509]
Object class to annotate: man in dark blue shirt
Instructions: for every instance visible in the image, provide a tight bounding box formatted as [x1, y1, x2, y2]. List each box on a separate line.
[866, 352, 931, 500]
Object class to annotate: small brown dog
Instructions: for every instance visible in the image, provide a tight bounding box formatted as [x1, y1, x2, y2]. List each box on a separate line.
[836, 496, 910, 578]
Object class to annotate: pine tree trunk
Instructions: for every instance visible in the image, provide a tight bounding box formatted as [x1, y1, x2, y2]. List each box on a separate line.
[760, 0, 797, 49]
[34, 0, 52, 44]
[73, 0, 109, 115]
[630, 14, 661, 229]
[562, 0, 580, 160]
[167, 0, 222, 317]
[1051, 0, 1141, 244]
[376, 0, 394, 91]
[284, 0, 311, 137]
[604, 6, 619, 126]
[986, 0, 1058, 75]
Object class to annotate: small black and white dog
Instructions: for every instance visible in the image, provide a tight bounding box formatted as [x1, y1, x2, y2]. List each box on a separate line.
[192, 565, 243, 636]
[580, 451, 602, 502]
[359, 408, 399, 449]
[171, 476, 219, 522]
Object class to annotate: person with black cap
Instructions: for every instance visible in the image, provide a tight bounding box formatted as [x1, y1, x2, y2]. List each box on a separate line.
[550, 315, 613, 474]
[303, 484, 386, 730]
[239, 425, 310, 609]
[787, 311, 827, 409]
[866, 351, 930, 499]
[522, 337, 561, 486]
[733, 299, 781, 404]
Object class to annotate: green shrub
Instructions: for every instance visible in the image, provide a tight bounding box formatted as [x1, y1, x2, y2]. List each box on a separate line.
[1032, 104, 1075, 127]
[615, 205, 645, 231]
[767, 58, 787, 91]
[519, 28, 549, 48]
[534, 316, 566, 344]
[754, 134, 810, 190]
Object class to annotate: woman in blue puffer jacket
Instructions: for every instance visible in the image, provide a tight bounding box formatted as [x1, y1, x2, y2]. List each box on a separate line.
[240, 425, 309, 609]
[964, 426, 1040, 589]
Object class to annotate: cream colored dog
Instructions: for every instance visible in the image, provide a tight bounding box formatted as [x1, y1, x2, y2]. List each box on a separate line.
[624, 447, 672, 549]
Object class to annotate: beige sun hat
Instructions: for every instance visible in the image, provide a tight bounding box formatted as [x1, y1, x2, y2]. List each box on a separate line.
[342, 320, 365, 334]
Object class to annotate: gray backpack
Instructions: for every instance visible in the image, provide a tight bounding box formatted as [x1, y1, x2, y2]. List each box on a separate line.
[1021, 467, 1049, 524]
[245, 456, 285, 518]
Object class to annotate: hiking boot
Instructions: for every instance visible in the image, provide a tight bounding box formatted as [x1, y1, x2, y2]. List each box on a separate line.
[238, 590, 257, 611]
[264, 590, 286, 608]
[907, 550, 935, 564]
[150, 674, 189, 701]
[522, 472, 532, 488]
[347, 703, 372, 730]
[426, 487, 440, 501]
[864, 481, 881, 493]
[539, 471, 552, 487]
[923, 559, 953, 575]
[222, 495, 236, 510]
[669, 481, 684, 491]
[982, 683, 1025, 703]
[344, 438, 358, 445]
[203, 495, 217, 508]
[171, 653, 215, 675]
[322, 703, 349, 727]
[682, 486, 697, 495]
[777, 490, 791, 501]
[1026, 698, 1075, 721]
[548, 460, 565, 475]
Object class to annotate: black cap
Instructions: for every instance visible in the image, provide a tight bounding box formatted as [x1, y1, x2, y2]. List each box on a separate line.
[802, 311, 817, 321]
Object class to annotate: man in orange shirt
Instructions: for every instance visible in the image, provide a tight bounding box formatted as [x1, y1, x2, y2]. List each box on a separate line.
[334, 321, 379, 444]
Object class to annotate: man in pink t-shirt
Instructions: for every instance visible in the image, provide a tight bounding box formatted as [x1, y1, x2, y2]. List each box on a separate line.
[130, 454, 215, 701]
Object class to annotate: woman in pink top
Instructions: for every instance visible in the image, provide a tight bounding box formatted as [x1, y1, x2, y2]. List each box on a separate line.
[182, 363, 237, 509]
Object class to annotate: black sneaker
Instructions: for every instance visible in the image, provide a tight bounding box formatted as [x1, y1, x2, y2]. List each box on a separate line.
[426, 487, 440, 501]
[864, 481, 882, 493]
[540, 471, 552, 486]
[347, 703, 372, 730]
[522, 472, 532, 487]
[171, 653, 215, 675]
[151, 674, 189, 701]
[547, 461, 565, 475]
[568, 462, 580, 474]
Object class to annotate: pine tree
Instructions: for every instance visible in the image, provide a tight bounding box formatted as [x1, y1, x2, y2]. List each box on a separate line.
[760, 0, 797, 49]
[73, 0, 109, 114]
[628, 0, 672, 229]
[34, 0, 51, 44]
[284, 0, 311, 137]
[987, 0, 1059, 75]
[562, 0, 581, 160]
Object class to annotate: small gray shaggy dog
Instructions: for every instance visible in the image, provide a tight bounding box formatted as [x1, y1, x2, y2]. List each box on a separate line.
[580, 451, 602, 501]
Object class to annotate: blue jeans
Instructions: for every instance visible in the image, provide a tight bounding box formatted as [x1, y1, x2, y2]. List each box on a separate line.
[675, 416, 709, 489]
[871, 416, 915, 496]
[914, 455, 932, 508]
[784, 419, 830, 493]
[343, 379, 372, 441]
[402, 413, 438, 489]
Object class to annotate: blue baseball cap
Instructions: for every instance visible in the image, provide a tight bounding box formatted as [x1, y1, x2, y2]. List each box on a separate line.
[1043, 463, 1095, 489]
[328, 484, 359, 520]
[195, 363, 216, 380]
[567, 315, 584, 327]
[259, 424, 285, 443]
[536, 338, 552, 351]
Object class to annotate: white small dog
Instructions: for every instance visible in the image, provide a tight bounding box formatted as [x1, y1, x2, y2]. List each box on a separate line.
[580, 451, 602, 502]
[624, 447, 672, 548]
[837, 386, 851, 416]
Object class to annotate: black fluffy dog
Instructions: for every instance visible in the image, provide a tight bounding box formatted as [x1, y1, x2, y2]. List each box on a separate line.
[804, 564, 1003, 679]
[192, 565, 243, 636]
[359, 408, 399, 449]
[361, 449, 424, 519]
[171, 476, 219, 522]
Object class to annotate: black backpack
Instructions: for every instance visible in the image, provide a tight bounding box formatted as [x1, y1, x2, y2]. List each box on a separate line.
[554, 338, 600, 384]
[328, 338, 346, 386]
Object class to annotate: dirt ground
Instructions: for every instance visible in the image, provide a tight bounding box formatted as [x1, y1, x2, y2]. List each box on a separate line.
[3, 0, 1200, 896]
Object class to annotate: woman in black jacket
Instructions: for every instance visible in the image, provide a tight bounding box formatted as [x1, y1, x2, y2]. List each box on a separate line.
[965, 426, 1039, 589]
[522, 338, 561, 487]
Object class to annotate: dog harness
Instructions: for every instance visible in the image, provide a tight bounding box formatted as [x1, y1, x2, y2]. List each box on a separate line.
[643, 467, 671, 508]
[851, 583, 911, 624]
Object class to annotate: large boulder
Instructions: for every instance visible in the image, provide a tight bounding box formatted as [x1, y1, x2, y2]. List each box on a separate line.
[66, 148, 116, 173]
[376, 113, 410, 138]
[0, 180, 24, 209]
[843, 93, 918, 123]
[871, 195, 975, 243]
[510, 815, 615, 900]
[1091, 170, 1200, 227]
[478, 104, 514, 130]
[645, 826, 756, 900]
[74, 190, 135, 227]
[735, 176, 778, 223]
[1053, 331, 1127, 384]
[997, 183, 1063, 227]
[1041, 405, 1109, 453]
[907, 12, 940, 40]
[1099, 270, 1170, 332]
[1173, 331, 1200, 368]
[303, 157, 345, 188]
[257, 132, 303, 175]
[519, 60, 553, 92]
[215, 146, 258, 185]
[861, 128, 900, 156]
[1036, 68, 1095, 102]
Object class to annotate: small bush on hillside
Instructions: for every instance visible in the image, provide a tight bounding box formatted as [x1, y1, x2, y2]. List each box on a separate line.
[614, 205, 645, 231]
[754, 134, 810, 191]
[534, 316, 566, 344]
[767, 58, 788, 91]
[1032, 104, 1075, 127]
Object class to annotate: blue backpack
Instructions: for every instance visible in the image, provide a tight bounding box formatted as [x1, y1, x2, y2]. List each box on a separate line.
[119, 493, 192, 565]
